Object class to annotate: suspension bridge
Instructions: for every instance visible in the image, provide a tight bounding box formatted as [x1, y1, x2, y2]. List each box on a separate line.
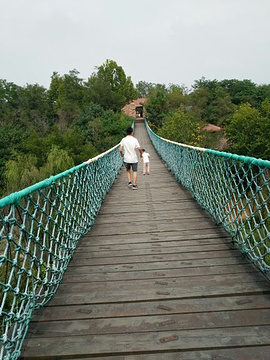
[1, 121, 270, 359]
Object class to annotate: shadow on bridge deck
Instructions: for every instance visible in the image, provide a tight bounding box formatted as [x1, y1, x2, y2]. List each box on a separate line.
[21, 122, 270, 359]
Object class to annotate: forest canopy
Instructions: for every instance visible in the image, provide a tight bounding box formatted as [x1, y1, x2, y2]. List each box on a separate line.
[1, 60, 270, 198]
[0, 60, 136, 197]
[142, 78, 270, 159]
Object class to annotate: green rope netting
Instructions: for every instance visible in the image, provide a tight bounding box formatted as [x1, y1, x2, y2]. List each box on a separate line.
[0, 144, 123, 359]
[146, 120, 270, 277]
[1, 119, 269, 358]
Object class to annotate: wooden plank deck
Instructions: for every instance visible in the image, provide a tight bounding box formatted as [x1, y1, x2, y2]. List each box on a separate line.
[21, 122, 270, 359]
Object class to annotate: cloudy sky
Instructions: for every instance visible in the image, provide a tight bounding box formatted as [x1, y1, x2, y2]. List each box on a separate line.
[1, 0, 270, 90]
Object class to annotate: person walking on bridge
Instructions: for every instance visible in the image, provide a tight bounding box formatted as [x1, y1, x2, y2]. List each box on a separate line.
[141, 148, 150, 175]
[120, 126, 142, 190]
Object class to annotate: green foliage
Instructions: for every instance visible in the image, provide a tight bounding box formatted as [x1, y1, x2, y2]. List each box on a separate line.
[21, 126, 98, 168]
[2, 63, 270, 197]
[61, 128, 97, 163]
[48, 69, 85, 127]
[4, 154, 40, 194]
[75, 103, 132, 153]
[158, 108, 204, 146]
[145, 84, 190, 128]
[144, 84, 168, 128]
[86, 59, 137, 112]
[145, 78, 270, 160]
[19, 84, 53, 132]
[0, 60, 136, 197]
[0, 80, 22, 124]
[261, 98, 270, 117]
[3, 146, 75, 195]
[219, 79, 258, 106]
[255, 100, 270, 160]
[73, 102, 106, 131]
[189, 78, 235, 126]
[166, 84, 185, 110]
[226, 103, 266, 158]
[256, 85, 270, 109]
[40, 145, 75, 178]
[0, 124, 29, 195]
[136, 81, 155, 97]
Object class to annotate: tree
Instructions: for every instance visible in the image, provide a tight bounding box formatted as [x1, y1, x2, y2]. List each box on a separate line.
[144, 84, 168, 128]
[48, 69, 85, 128]
[40, 145, 75, 178]
[73, 102, 105, 131]
[4, 154, 40, 194]
[255, 84, 270, 109]
[257, 99, 270, 159]
[158, 107, 204, 146]
[61, 128, 97, 163]
[219, 79, 257, 106]
[136, 81, 155, 97]
[0, 124, 28, 195]
[18, 83, 52, 133]
[48, 71, 61, 121]
[86, 60, 137, 111]
[226, 103, 264, 157]
[0, 80, 22, 124]
[190, 78, 235, 126]
[167, 84, 185, 110]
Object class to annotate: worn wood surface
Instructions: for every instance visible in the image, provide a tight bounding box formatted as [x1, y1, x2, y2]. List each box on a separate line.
[21, 122, 270, 359]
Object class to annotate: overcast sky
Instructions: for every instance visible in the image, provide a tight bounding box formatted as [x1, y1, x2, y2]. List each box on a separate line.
[1, 0, 270, 90]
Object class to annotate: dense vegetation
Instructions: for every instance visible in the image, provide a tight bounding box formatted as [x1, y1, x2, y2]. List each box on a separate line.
[1, 61, 270, 198]
[141, 78, 270, 159]
[0, 60, 136, 197]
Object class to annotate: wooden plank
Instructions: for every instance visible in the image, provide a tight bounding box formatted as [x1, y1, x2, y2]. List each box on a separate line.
[94, 209, 209, 225]
[61, 263, 256, 283]
[49, 280, 270, 306]
[88, 219, 218, 237]
[99, 193, 192, 206]
[21, 325, 270, 358]
[80, 230, 231, 246]
[72, 346, 270, 360]
[65, 256, 250, 274]
[57, 272, 265, 294]
[28, 308, 270, 338]
[77, 234, 232, 250]
[98, 200, 206, 215]
[73, 243, 233, 260]
[34, 294, 270, 322]
[76, 240, 232, 254]
[68, 249, 247, 267]
[99, 201, 203, 214]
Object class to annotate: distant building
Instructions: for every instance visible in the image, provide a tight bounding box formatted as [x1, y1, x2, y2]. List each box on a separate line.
[203, 124, 222, 132]
[122, 98, 147, 121]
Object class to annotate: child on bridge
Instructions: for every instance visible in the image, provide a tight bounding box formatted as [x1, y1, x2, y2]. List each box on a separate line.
[141, 149, 150, 175]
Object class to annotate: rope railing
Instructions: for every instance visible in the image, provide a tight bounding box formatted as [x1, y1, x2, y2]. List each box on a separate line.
[146, 120, 270, 278]
[0, 144, 123, 359]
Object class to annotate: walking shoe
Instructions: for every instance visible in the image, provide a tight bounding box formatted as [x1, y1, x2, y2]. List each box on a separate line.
[128, 182, 132, 188]
[132, 185, 138, 190]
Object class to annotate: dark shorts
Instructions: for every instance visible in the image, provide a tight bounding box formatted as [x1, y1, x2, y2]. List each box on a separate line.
[124, 162, 138, 172]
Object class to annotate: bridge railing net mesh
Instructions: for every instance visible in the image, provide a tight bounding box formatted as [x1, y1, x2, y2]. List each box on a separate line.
[146, 121, 270, 277]
[0, 145, 122, 359]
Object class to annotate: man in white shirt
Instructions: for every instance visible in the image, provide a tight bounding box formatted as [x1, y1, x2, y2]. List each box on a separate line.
[120, 127, 142, 190]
